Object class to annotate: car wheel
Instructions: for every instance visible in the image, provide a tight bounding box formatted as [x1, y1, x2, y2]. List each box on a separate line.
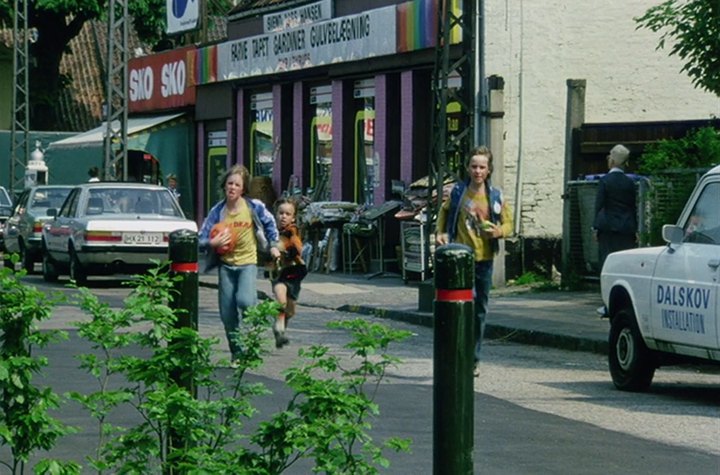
[609, 307, 656, 392]
[20, 241, 34, 273]
[42, 247, 59, 283]
[69, 248, 87, 286]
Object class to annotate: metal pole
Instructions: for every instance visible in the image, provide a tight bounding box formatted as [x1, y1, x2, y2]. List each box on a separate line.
[167, 229, 198, 469]
[433, 243, 475, 475]
[168, 229, 199, 335]
[10, 0, 30, 194]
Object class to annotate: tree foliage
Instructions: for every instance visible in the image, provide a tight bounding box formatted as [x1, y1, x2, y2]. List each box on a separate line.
[635, 0, 720, 97]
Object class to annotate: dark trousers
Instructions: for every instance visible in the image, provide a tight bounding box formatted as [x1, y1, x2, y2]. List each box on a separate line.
[598, 232, 636, 271]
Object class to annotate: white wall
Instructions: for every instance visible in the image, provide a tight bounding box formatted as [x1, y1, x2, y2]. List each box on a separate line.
[484, 0, 720, 237]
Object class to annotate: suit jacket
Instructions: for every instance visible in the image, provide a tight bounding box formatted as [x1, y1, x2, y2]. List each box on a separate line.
[593, 170, 637, 235]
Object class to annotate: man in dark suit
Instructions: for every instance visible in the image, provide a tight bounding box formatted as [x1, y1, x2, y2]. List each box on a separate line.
[593, 144, 638, 271]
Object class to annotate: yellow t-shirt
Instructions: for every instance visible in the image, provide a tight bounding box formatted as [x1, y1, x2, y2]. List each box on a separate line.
[455, 189, 494, 261]
[222, 200, 257, 266]
[437, 187, 514, 262]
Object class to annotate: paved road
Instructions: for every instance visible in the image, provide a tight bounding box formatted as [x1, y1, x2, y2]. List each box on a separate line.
[6, 276, 718, 474]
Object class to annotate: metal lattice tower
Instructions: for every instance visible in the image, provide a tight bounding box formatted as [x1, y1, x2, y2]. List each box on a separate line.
[431, 0, 476, 182]
[103, 0, 129, 181]
[427, 0, 476, 237]
[10, 0, 30, 194]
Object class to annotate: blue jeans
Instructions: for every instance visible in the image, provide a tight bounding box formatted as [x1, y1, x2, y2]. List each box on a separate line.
[218, 263, 258, 359]
[474, 260, 493, 362]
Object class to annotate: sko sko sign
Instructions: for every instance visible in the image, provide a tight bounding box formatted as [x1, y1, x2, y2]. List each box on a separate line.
[128, 46, 196, 112]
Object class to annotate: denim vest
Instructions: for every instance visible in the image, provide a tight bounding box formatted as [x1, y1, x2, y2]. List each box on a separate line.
[444, 180, 504, 254]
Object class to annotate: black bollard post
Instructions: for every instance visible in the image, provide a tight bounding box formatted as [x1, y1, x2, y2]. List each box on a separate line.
[168, 229, 199, 334]
[167, 229, 199, 470]
[433, 243, 475, 475]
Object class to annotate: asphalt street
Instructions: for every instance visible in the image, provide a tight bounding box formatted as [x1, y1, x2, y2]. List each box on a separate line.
[4, 271, 718, 474]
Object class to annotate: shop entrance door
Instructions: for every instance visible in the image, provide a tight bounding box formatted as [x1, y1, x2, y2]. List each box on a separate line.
[205, 130, 227, 215]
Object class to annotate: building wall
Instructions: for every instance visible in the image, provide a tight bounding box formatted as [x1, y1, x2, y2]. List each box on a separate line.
[484, 0, 720, 238]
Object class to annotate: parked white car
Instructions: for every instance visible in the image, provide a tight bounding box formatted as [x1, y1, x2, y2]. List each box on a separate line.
[601, 165, 720, 391]
[4, 185, 73, 272]
[42, 182, 197, 284]
[0, 185, 13, 252]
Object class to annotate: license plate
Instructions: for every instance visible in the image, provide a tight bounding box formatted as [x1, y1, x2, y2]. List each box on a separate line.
[123, 232, 163, 245]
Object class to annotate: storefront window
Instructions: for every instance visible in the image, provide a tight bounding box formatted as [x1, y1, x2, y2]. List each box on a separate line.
[354, 79, 376, 205]
[250, 92, 274, 177]
[446, 71, 464, 174]
[206, 130, 227, 213]
[309, 84, 332, 200]
[354, 102, 376, 205]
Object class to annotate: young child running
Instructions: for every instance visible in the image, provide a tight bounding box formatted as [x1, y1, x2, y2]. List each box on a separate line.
[270, 198, 307, 348]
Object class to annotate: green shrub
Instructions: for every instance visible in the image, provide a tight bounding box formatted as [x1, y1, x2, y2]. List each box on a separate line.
[638, 127, 720, 245]
[68, 262, 411, 473]
[0, 258, 80, 475]
[637, 127, 720, 175]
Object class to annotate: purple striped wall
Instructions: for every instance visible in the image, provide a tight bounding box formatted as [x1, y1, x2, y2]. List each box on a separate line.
[331, 79, 345, 201]
[293, 82, 305, 190]
[226, 119, 233, 169]
[195, 121, 205, 226]
[400, 71, 415, 185]
[235, 89, 246, 167]
[374, 74, 388, 204]
[272, 84, 283, 193]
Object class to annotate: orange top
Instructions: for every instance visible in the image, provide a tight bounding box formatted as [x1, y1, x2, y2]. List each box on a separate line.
[278, 223, 304, 267]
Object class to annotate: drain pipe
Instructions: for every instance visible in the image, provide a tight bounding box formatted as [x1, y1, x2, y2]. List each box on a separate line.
[512, 2, 525, 236]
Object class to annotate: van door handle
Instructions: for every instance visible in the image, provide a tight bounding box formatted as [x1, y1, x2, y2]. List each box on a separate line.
[708, 259, 720, 269]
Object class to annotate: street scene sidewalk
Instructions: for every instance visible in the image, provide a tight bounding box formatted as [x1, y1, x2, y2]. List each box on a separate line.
[200, 269, 611, 356]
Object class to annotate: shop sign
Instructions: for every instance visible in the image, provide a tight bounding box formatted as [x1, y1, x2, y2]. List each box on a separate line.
[129, 46, 196, 112]
[212, 6, 396, 83]
[166, 0, 199, 34]
[264, 0, 332, 33]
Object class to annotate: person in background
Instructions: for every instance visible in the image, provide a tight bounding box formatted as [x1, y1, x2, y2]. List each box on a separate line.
[198, 165, 281, 363]
[593, 144, 638, 316]
[166, 173, 180, 201]
[269, 198, 307, 349]
[435, 146, 513, 376]
[88, 166, 100, 182]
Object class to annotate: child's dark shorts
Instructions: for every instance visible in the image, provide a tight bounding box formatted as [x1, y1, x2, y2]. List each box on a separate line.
[272, 277, 302, 301]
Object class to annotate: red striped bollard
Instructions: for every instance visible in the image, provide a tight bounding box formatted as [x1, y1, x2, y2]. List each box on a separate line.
[433, 243, 475, 475]
[168, 229, 199, 333]
[167, 229, 199, 462]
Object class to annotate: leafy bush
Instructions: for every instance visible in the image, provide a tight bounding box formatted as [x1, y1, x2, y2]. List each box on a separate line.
[68, 262, 411, 473]
[637, 127, 720, 244]
[637, 126, 720, 175]
[0, 257, 80, 475]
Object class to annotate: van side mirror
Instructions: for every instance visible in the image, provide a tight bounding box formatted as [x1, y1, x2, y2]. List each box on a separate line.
[47, 208, 57, 217]
[662, 224, 683, 244]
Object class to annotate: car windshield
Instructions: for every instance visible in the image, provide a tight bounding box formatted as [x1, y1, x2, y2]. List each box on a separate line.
[87, 188, 183, 217]
[31, 188, 72, 211]
[0, 187, 11, 206]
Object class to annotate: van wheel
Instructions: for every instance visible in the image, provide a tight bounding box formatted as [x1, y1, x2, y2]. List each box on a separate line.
[69, 248, 87, 286]
[42, 247, 59, 283]
[609, 307, 656, 392]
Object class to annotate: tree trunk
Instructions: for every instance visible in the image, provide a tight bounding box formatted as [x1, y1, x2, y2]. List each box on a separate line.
[29, 10, 87, 131]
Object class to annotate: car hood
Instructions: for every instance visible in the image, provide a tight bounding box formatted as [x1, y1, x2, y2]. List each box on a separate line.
[601, 245, 666, 280]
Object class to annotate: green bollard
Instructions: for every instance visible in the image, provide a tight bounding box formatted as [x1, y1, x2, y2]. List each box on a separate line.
[168, 228, 198, 396]
[168, 229, 199, 333]
[433, 243, 475, 475]
[167, 229, 199, 469]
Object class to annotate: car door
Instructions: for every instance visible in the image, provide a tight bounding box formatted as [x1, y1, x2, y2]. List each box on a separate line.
[45, 188, 80, 263]
[650, 180, 720, 350]
[4, 190, 29, 254]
